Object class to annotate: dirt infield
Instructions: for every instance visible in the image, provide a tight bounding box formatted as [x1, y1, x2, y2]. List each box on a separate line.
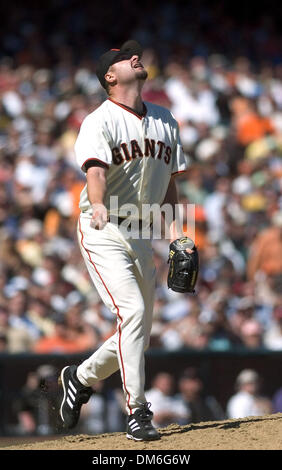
[2, 413, 282, 450]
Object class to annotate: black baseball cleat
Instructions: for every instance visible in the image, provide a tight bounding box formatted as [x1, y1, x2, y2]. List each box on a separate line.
[126, 402, 160, 441]
[59, 365, 93, 429]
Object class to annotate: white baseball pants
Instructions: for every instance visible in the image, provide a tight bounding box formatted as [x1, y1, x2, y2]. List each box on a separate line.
[76, 213, 156, 415]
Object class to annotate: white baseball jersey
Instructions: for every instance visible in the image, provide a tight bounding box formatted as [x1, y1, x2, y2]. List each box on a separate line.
[74, 97, 188, 415]
[75, 98, 188, 217]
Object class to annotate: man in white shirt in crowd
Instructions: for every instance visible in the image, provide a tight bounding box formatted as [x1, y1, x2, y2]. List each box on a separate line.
[226, 369, 273, 419]
[145, 372, 189, 428]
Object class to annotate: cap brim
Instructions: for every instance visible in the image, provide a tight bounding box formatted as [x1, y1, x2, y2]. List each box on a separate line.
[120, 40, 143, 58]
[110, 40, 143, 67]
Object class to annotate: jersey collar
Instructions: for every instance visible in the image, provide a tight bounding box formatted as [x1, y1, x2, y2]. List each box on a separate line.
[108, 98, 147, 120]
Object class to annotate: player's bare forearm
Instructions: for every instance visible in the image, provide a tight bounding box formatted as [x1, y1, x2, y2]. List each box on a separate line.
[86, 167, 108, 229]
[161, 177, 184, 241]
[86, 166, 107, 205]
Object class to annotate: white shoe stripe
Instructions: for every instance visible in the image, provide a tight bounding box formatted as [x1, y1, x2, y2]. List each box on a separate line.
[68, 388, 76, 402]
[59, 366, 69, 422]
[130, 423, 140, 431]
[130, 418, 137, 425]
[126, 433, 143, 441]
[66, 397, 74, 409]
[69, 379, 77, 394]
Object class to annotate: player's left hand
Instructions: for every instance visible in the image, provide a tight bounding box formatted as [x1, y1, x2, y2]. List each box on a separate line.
[90, 203, 108, 230]
[167, 237, 199, 293]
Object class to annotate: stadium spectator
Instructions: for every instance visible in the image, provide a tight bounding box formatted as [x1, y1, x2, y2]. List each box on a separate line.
[203, 295, 243, 350]
[247, 211, 282, 281]
[229, 296, 263, 341]
[177, 302, 212, 350]
[226, 369, 273, 419]
[239, 319, 265, 349]
[174, 367, 225, 424]
[13, 365, 60, 436]
[0, 304, 35, 353]
[264, 304, 282, 350]
[230, 96, 275, 147]
[145, 372, 189, 428]
[25, 297, 55, 338]
[32, 309, 99, 354]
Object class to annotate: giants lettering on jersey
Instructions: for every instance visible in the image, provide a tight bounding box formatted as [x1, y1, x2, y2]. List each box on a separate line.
[112, 138, 171, 165]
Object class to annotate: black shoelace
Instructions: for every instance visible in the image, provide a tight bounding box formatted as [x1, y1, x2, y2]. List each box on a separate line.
[137, 402, 153, 424]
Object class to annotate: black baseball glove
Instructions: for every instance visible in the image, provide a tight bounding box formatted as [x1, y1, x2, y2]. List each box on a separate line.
[167, 237, 199, 293]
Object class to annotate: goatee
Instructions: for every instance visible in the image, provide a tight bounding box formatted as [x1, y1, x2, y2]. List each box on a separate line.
[136, 69, 148, 81]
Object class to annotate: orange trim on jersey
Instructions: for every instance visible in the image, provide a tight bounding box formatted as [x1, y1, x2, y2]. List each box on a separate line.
[172, 169, 188, 176]
[111, 48, 120, 51]
[108, 98, 147, 120]
[82, 158, 109, 171]
[78, 217, 132, 414]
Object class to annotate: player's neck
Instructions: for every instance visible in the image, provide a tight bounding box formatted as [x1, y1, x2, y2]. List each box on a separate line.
[109, 85, 144, 115]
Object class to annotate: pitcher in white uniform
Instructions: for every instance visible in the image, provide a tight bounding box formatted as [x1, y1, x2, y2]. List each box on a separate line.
[59, 39, 188, 441]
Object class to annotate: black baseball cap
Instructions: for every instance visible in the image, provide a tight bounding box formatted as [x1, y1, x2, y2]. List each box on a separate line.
[96, 39, 143, 89]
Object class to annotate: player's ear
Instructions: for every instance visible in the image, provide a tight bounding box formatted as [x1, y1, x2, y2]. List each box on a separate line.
[104, 69, 117, 87]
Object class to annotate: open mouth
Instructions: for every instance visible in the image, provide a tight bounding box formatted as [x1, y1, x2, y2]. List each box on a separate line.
[132, 61, 144, 69]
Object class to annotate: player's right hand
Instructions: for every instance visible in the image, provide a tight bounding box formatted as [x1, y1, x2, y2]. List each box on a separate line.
[90, 203, 108, 230]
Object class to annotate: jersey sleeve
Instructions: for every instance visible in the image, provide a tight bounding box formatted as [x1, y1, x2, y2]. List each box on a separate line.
[171, 121, 189, 176]
[74, 114, 112, 173]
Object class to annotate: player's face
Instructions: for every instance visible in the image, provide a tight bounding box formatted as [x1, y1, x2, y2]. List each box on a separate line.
[108, 55, 148, 86]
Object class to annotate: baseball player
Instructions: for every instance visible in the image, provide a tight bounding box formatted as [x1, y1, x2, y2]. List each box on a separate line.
[59, 40, 197, 441]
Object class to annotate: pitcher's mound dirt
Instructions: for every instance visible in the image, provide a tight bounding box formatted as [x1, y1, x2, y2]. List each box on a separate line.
[2, 413, 282, 450]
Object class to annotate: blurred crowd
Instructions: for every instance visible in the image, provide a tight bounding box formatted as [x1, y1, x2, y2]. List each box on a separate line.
[0, 0, 282, 356]
[10, 364, 282, 436]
